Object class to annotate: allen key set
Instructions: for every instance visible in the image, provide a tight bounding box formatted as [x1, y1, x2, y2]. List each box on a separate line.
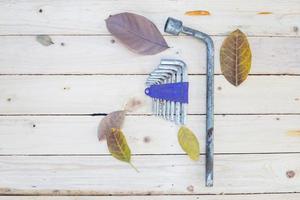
[145, 59, 188, 125]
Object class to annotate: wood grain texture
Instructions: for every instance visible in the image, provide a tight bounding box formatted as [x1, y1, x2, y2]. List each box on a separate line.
[0, 36, 299, 75]
[1, 194, 300, 199]
[0, 75, 299, 114]
[0, 0, 299, 36]
[0, 0, 299, 197]
[0, 115, 299, 155]
[0, 154, 299, 195]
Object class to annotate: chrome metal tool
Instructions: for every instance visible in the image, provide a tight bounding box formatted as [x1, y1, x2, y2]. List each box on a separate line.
[164, 17, 215, 187]
[145, 59, 188, 125]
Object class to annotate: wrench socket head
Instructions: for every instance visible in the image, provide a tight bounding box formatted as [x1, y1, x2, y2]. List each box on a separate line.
[164, 17, 183, 36]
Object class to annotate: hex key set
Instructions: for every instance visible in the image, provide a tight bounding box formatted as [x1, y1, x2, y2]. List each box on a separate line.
[145, 59, 188, 125]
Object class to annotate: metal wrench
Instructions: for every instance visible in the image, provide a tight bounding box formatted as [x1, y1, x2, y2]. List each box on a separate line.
[164, 18, 215, 187]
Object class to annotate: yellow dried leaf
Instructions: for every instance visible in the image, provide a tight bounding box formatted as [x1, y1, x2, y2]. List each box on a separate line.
[178, 126, 200, 161]
[185, 10, 210, 16]
[220, 29, 252, 86]
[287, 130, 300, 136]
[257, 12, 273, 15]
[107, 128, 138, 171]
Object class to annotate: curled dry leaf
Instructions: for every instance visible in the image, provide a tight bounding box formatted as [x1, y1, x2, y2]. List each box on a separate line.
[105, 12, 169, 55]
[36, 35, 54, 46]
[98, 110, 126, 141]
[107, 128, 138, 171]
[185, 10, 210, 16]
[220, 29, 252, 86]
[178, 126, 200, 161]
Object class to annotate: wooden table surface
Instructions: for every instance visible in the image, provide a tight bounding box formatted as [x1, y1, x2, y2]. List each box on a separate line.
[0, 0, 299, 199]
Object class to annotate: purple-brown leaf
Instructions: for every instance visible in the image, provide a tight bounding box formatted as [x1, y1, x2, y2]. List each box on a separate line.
[105, 12, 169, 55]
[98, 110, 126, 141]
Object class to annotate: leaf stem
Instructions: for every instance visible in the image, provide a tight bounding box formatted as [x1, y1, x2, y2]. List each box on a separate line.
[129, 162, 139, 173]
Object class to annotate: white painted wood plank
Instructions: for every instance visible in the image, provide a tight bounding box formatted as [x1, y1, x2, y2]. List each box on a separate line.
[0, 115, 299, 155]
[0, 36, 299, 75]
[0, 0, 299, 36]
[0, 75, 299, 114]
[1, 194, 300, 200]
[0, 154, 299, 194]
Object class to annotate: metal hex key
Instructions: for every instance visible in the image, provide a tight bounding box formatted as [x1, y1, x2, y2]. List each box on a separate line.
[164, 17, 215, 187]
[157, 63, 181, 123]
[147, 70, 172, 118]
[154, 68, 176, 120]
[160, 59, 188, 125]
[146, 77, 164, 116]
[146, 79, 161, 114]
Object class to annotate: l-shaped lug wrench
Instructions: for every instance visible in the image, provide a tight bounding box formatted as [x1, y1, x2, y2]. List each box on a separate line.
[164, 17, 214, 187]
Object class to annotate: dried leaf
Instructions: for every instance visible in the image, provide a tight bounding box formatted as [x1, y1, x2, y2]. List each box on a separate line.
[178, 126, 200, 161]
[107, 128, 138, 171]
[36, 35, 54, 46]
[105, 12, 169, 55]
[287, 130, 300, 136]
[98, 110, 126, 141]
[257, 12, 273, 15]
[185, 10, 210, 16]
[220, 29, 252, 86]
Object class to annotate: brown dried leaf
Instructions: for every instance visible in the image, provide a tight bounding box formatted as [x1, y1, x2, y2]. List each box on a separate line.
[105, 12, 169, 55]
[98, 110, 126, 141]
[185, 10, 210, 16]
[220, 29, 252, 86]
[107, 128, 138, 171]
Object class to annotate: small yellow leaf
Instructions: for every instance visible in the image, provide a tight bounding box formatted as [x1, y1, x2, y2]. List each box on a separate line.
[178, 126, 200, 161]
[220, 29, 252, 86]
[185, 10, 210, 16]
[107, 128, 138, 171]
